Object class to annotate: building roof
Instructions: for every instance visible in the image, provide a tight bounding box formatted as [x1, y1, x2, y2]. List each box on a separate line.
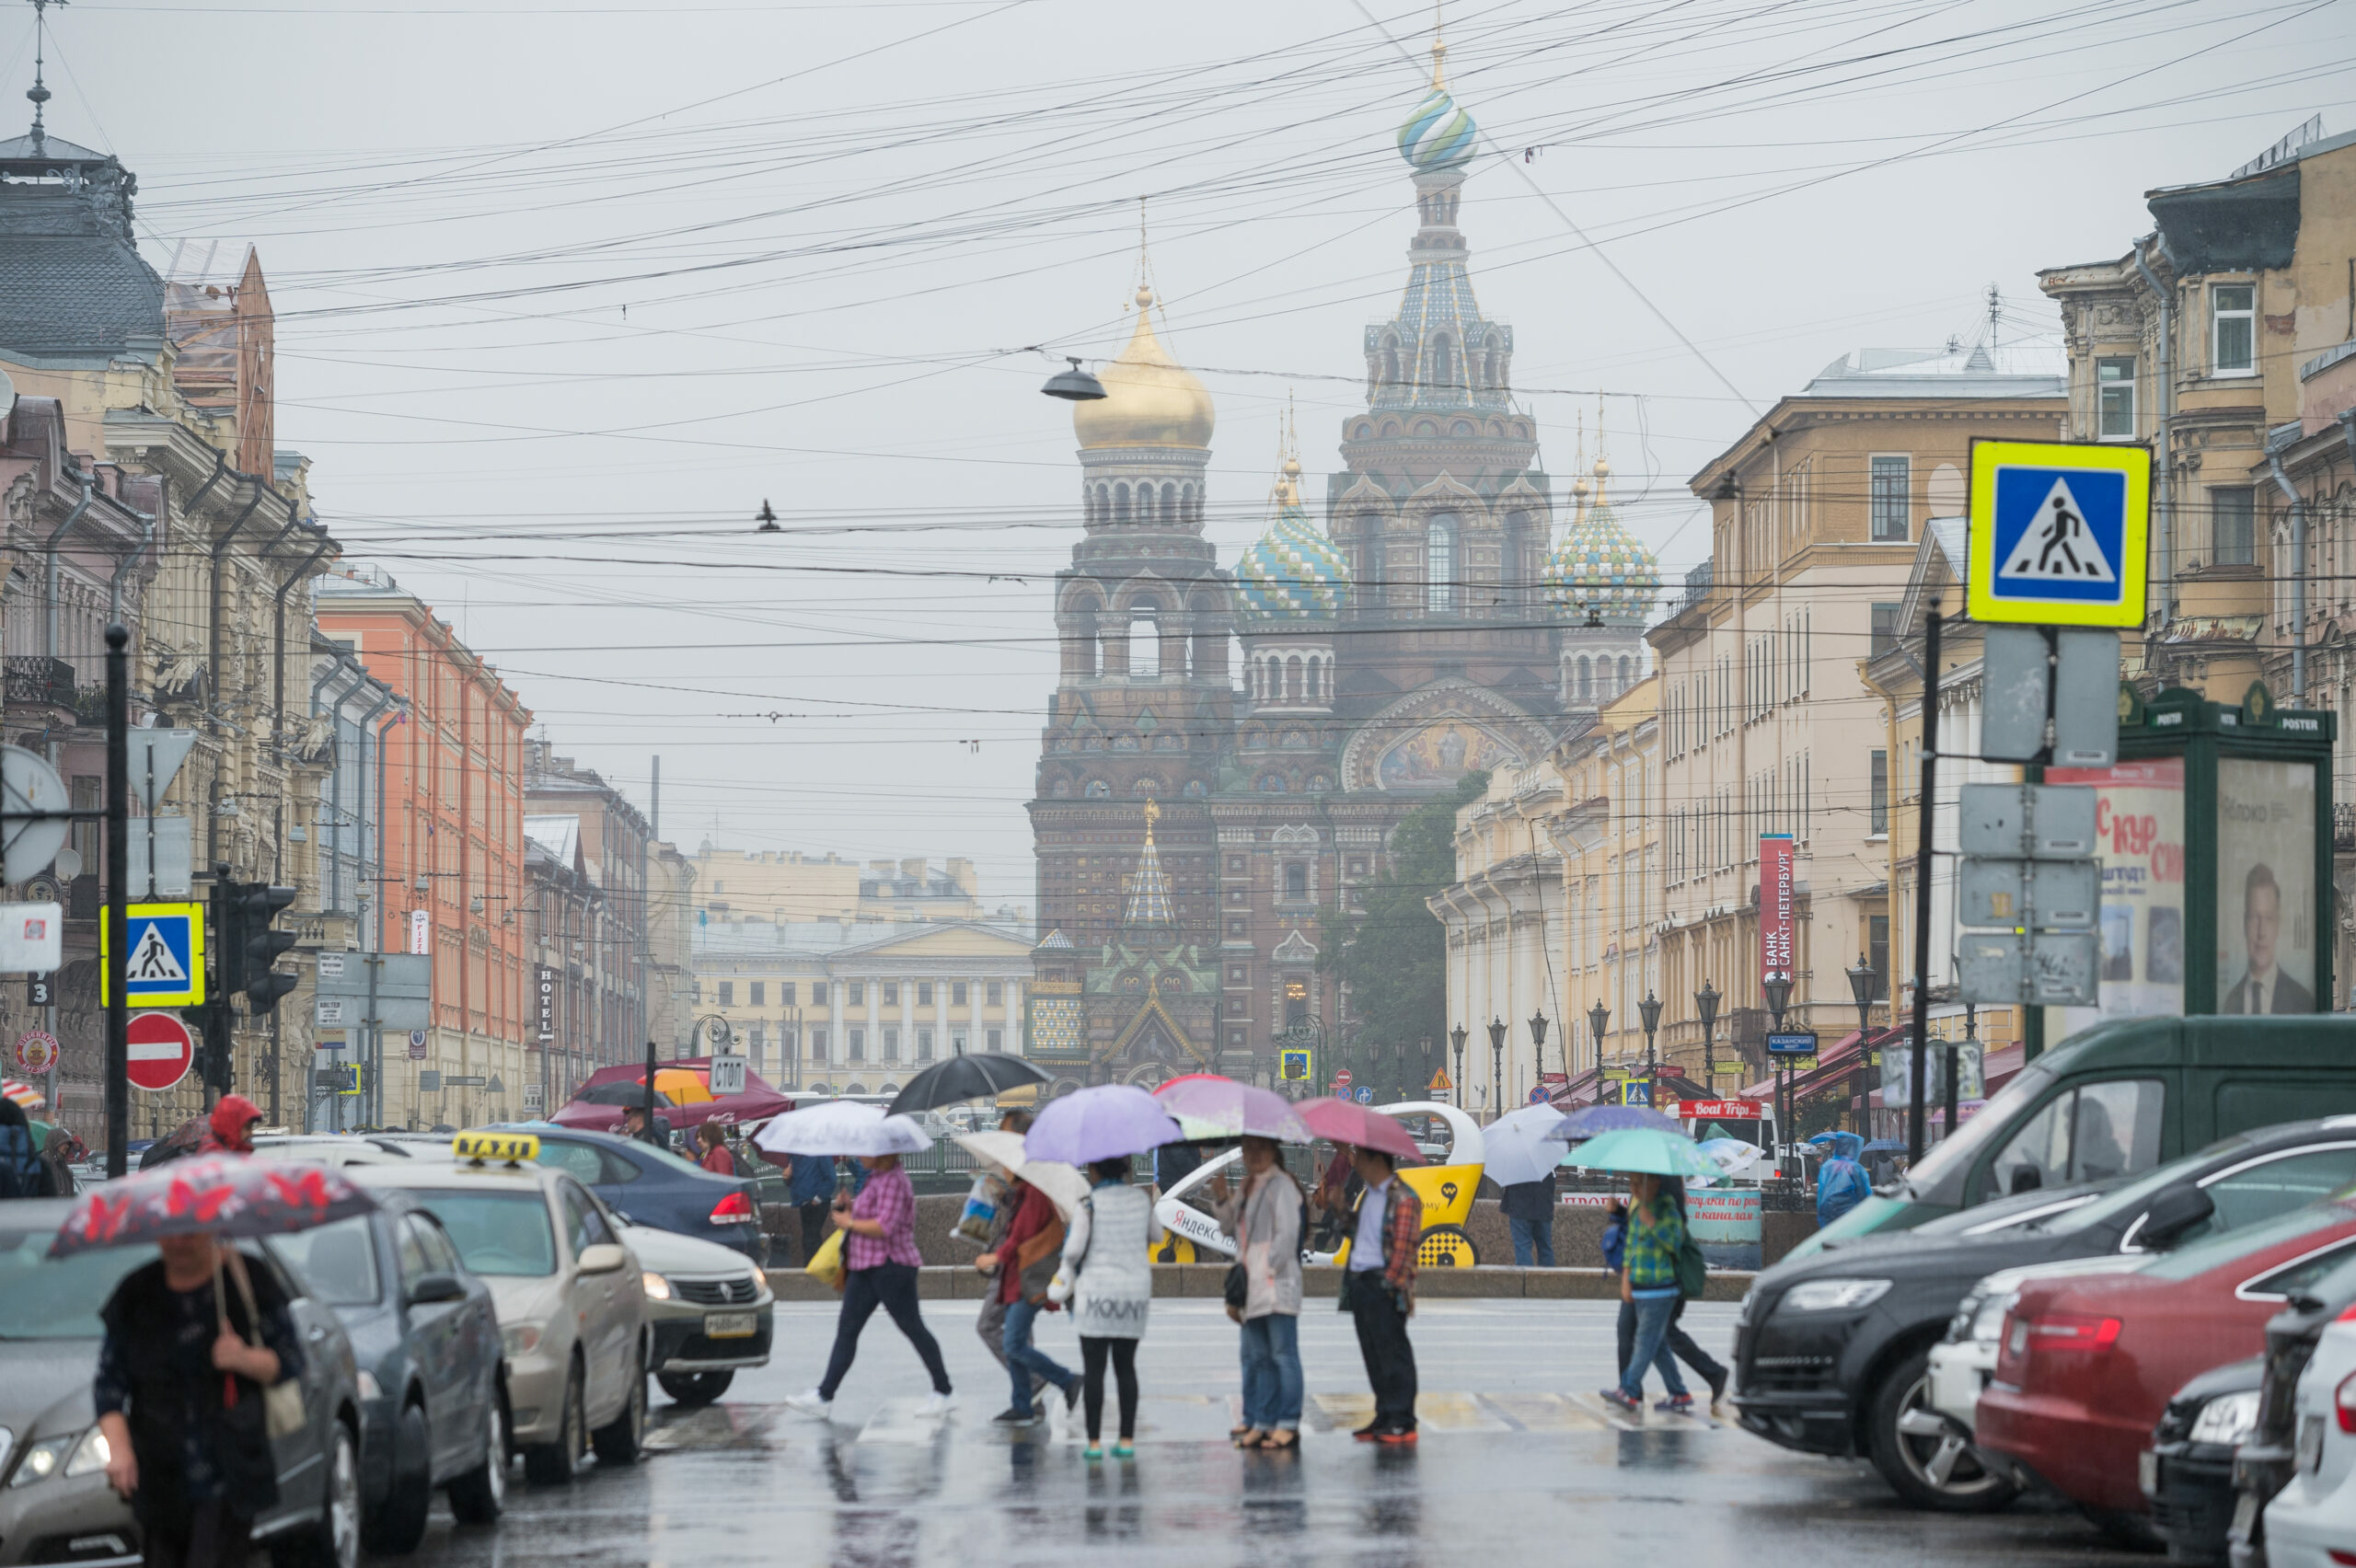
[1544, 459, 1658, 625]
[692, 916, 1032, 963]
[1071, 284, 1214, 451]
[1799, 342, 2067, 398]
[0, 169, 164, 359]
[524, 814, 581, 865]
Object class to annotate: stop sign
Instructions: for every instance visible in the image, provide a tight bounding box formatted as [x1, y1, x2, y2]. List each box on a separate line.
[126, 1011, 196, 1092]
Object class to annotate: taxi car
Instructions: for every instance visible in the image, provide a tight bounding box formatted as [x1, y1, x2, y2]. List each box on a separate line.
[351, 1133, 650, 1485]
[624, 1223, 772, 1405]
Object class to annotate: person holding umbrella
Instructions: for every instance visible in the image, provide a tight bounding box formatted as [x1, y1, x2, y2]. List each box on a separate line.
[1210, 1134, 1305, 1450]
[1604, 1169, 1693, 1417]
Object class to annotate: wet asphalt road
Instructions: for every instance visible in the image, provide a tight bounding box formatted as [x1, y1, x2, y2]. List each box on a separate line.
[407, 1300, 2146, 1567]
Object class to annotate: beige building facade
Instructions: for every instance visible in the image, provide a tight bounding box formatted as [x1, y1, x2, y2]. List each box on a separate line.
[693, 847, 991, 926]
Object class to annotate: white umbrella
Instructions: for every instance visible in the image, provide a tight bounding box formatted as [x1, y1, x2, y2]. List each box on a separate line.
[753, 1100, 930, 1158]
[953, 1131, 1091, 1221]
[1480, 1104, 1573, 1187]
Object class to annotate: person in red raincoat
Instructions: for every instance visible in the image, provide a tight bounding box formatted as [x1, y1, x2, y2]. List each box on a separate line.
[197, 1096, 262, 1156]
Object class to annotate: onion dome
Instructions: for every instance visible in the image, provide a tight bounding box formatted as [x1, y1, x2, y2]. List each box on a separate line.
[1398, 41, 1477, 173]
[1546, 459, 1660, 623]
[1235, 458, 1349, 622]
[1073, 285, 1216, 450]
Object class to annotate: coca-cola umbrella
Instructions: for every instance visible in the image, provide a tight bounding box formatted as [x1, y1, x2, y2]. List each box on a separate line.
[50, 1155, 376, 1257]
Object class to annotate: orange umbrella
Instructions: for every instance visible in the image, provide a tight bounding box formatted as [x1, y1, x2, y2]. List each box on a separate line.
[652, 1067, 715, 1104]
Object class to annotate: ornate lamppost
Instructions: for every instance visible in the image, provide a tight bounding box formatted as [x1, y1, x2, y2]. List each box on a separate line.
[1847, 952, 1878, 1143]
[1586, 999, 1608, 1082]
[1638, 991, 1664, 1104]
[1529, 1010, 1552, 1093]
[1693, 979, 1720, 1089]
[1485, 1017, 1507, 1122]
[1449, 1023, 1467, 1111]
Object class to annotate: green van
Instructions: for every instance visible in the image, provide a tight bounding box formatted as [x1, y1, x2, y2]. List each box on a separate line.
[1797, 1013, 2356, 1256]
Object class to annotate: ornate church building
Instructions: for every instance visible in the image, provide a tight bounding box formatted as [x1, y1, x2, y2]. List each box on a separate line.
[1025, 41, 1659, 1092]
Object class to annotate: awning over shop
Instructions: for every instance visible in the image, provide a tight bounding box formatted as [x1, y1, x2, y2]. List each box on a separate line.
[1739, 1026, 1907, 1104]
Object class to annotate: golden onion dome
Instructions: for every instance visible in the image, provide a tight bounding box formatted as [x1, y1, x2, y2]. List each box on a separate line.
[1073, 285, 1216, 451]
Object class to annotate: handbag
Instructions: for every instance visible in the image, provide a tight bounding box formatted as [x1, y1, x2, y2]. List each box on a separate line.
[803, 1228, 847, 1292]
[219, 1248, 307, 1440]
[953, 1173, 1002, 1247]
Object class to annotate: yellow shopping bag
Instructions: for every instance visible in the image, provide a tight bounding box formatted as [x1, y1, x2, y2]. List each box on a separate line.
[804, 1228, 847, 1292]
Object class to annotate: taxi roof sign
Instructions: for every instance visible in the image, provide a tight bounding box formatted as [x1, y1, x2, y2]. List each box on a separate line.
[1966, 439, 2151, 628]
[453, 1131, 538, 1167]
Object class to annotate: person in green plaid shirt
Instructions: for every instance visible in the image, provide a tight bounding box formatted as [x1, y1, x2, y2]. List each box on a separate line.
[1602, 1172, 1692, 1416]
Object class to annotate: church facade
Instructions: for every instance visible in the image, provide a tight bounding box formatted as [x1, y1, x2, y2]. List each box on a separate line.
[1025, 43, 1659, 1093]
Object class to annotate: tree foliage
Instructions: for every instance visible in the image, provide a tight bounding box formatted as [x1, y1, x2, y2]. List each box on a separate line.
[1317, 770, 1489, 1057]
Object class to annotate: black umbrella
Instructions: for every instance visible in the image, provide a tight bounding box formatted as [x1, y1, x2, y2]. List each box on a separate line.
[573, 1081, 676, 1108]
[886, 1053, 1051, 1116]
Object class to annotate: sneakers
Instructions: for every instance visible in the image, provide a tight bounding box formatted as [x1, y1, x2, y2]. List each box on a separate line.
[1598, 1389, 1643, 1417]
[1082, 1444, 1104, 1462]
[784, 1389, 833, 1420]
[1655, 1393, 1695, 1414]
[917, 1391, 957, 1420]
[1112, 1441, 1135, 1459]
[1352, 1421, 1385, 1442]
[990, 1407, 1038, 1427]
[1373, 1426, 1418, 1445]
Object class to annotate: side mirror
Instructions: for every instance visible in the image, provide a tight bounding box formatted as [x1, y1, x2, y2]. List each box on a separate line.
[405, 1272, 467, 1307]
[2136, 1184, 2215, 1249]
[2010, 1168, 2043, 1195]
[576, 1242, 628, 1275]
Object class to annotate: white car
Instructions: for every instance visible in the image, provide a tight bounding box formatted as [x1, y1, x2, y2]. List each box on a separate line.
[1927, 1253, 2155, 1433]
[2259, 1315, 2356, 1568]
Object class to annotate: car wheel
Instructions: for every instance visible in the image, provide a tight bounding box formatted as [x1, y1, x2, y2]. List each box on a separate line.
[523, 1364, 585, 1486]
[288, 1424, 362, 1568]
[361, 1402, 433, 1555]
[1865, 1348, 2021, 1514]
[1415, 1224, 1478, 1268]
[592, 1346, 648, 1466]
[2081, 1505, 2165, 1551]
[446, 1395, 507, 1525]
[657, 1370, 733, 1406]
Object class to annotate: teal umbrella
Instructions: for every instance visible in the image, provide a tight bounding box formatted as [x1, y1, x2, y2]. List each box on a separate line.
[1563, 1126, 1721, 1180]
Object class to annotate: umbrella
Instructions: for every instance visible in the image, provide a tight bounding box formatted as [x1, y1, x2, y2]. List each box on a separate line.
[572, 1081, 676, 1109]
[1561, 1126, 1721, 1181]
[952, 1131, 1091, 1221]
[886, 1053, 1051, 1117]
[752, 1101, 930, 1159]
[1546, 1103, 1687, 1141]
[51, 1156, 376, 1257]
[1150, 1076, 1312, 1144]
[556, 1060, 793, 1134]
[2, 1079, 43, 1111]
[1295, 1099, 1426, 1164]
[1478, 1104, 1572, 1186]
[1697, 1137, 1772, 1182]
[139, 1116, 210, 1170]
[1022, 1085, 1184, 1166]
[1861, 1138, 1908, 1155]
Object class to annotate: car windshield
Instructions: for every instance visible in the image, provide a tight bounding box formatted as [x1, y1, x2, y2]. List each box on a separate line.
[410, 1190, 558, 1276]
[1902, 1064, 2055, 1196]
[2138, 1200, 2356, 1283]
[0, 1227, 156, 1340]
[266, 1215, 381, 1306]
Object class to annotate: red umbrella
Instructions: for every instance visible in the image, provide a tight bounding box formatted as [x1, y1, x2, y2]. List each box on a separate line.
[553, 1058, 791, 1135]
[1297, 1099, 1426, 1163]
[50, 1156, 377, 1257]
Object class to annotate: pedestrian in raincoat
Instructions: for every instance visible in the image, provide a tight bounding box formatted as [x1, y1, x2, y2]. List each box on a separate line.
[1211, 1136, 1305, 1450]
[1048, 1157, 1162, 1460]
[1813, 1131, 1873, 1228]
[196, 1095, 262, 1157]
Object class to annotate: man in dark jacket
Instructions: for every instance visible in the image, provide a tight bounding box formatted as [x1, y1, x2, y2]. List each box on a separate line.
[1500, 1167, 1557, 1267]
[1341, 1144, 1422, 1443]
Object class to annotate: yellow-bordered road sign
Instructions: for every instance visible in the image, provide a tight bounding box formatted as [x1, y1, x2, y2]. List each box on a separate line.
[98, 902, 205, 1008]
[1966, 439, 2151, 628]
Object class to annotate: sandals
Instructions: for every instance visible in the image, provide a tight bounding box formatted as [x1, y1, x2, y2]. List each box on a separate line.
[1230, 1424, 1256, 1441]
[1233, 1428, 1267, 1448]
[1260, 1429, 1299, 1451]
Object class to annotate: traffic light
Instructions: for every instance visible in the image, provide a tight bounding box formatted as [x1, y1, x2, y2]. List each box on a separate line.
[228, 882, 300, 1015]
[196, 1018, 232, 1094]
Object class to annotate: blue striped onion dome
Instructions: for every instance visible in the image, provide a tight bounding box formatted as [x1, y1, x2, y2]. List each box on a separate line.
[1546, 463, 1659, 623]
[1235, 462, 1348, 621]
[1398, 86, 1477, 171]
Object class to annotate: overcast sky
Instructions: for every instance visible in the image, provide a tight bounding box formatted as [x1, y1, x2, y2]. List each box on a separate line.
[11, 0, 2348, 906]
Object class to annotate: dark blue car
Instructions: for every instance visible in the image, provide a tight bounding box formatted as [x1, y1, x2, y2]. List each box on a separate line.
[490, 1126, 764, 1263]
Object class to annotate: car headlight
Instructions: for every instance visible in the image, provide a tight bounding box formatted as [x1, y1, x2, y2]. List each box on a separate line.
[63, 1427, 110, 1479]
[9, 1432, 78, 1487]
[502, 1322, 545, 1358]
[2188, 1390, 2261, 1447]
[1779, 1278, 1894, 1313]
[356, 1370, 383, 1401]
[642, 1271, 673, 1301]
[752, 1273, 773, 1306]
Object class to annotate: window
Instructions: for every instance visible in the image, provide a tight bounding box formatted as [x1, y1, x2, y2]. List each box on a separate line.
[883, 1027, 899, 1061]
[1426, 514, 1457, 611]
[2212, 283, 2256, 375]
[848, 982, 863, 1006]
[559, 1181, 614, 1255]
[2212, 487, 2256, 567]
[849, 1028, 865, 1061]
[810, 1028, 827, 1059]
[2193, 1147, 2356, 1239]
[1870, 603, 1900, 661]
[1981, 1078, 2166, 1200]
[749, 982, 764, 1007]
[269, 1216, 380, 1307]
[918, 982, 933, 1007]
[987, 981, 1003, 1005]
[986, 1029, 1002, 1053]
[718, 981, 733, 1007]
[1870, 455, 1911, 541]
[953, 981, 968, 1007]
[2096, 356, 2136, 438]
[916, 1028, 933, 1060]
[883, 983, 898, 1007]
[1129, 610, 1161, 677]
[1869, 750, 1888, 835]
[1283, 863, 1308, 899]
[810, 982, 827, 1006]
[1228, 855, 1245, 872]
[1868, 916, 1889, 1001]
[952, 1029, 968, 1055]
[780, 983, 796, 1006]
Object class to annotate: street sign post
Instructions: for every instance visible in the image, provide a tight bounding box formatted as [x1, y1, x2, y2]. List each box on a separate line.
[1278, 1047, 1312, 1084]
[99, 904, 205, 1008]
[1964, 440, 2151, 628]
[0, 903, 61, 973]
[709, 1054, 748, 1096]
[1333, 1067, 1352, 1090]
[124, 1011, 195, 1092]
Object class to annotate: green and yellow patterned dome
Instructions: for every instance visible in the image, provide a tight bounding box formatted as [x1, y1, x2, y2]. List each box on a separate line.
[1545, 460, 1659, 624]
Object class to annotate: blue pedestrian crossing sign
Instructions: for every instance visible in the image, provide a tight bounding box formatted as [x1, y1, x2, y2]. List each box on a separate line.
[1966, 440, 2151, 628]
[99, 902, 205, 1008]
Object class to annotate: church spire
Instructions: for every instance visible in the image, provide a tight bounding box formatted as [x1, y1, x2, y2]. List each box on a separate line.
[1121, 800, 1175, 928]
[25, 0, 58, 152]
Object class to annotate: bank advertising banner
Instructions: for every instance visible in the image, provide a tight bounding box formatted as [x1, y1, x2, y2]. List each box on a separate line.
[1759, 835, 1795, 983]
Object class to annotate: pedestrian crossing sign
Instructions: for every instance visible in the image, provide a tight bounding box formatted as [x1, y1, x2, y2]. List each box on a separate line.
[99, 902, 205, 1008]
[1966, 439, 2150, 628]
[1278, 1047, 1313, 1083]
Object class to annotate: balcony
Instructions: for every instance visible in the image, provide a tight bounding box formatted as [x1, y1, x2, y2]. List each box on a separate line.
[5, 656, 76, 714]
[2337, 801, 2356, 854]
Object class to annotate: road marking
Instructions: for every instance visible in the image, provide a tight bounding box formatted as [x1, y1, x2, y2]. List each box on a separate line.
[1482, 1393, 1606, 1431]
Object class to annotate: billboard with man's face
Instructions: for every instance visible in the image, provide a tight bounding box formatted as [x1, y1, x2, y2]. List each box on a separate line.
[2215, 757, 2318, 1014]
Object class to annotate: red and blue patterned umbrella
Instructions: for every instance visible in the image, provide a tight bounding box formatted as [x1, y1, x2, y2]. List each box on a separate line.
[48, 1155, 377, 1256]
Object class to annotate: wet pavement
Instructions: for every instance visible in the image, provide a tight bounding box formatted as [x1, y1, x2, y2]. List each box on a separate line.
[410, 1300, 2146, 1567]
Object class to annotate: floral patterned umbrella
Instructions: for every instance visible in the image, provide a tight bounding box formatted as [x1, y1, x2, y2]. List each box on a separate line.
[49, 1155, 377, 1257]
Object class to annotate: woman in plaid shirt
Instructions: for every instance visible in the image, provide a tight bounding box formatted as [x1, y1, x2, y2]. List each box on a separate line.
[787, 1151, 955, 1421]
[1601, 1172, 1692, 1416]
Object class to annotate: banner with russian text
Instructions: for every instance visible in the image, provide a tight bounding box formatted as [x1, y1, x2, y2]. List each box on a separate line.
[1760, 834, 1796, 982]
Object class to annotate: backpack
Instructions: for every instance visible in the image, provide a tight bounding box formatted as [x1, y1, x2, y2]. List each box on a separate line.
[0, 1124, 48, 1200]
[1675, 1230, 1708, 1300]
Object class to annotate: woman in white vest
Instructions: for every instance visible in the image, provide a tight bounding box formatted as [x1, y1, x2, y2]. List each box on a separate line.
[1048, 1156, 1162, 1460]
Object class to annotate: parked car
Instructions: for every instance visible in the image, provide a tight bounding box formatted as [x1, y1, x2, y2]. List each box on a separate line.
[2223, 1250, 2356, 1568]
[1927, 1254, 2155, 1439]
[1797, 1018, 2356, 1259]
[2145, 1355, 2266, 1565]
[1735, 1116, 2356, 1511]
[1975, 1197, 2356, 1549]
[265, 1198, 505, 1553]
[0, 1198, 366, 1568]
[487, 1125, 764, 1264]
[625, 1222, 773, 1405]
[352, 1133, 650, 1486]
[2254, 1296, 2356, 1568]
[253, 1135, 422, 1167]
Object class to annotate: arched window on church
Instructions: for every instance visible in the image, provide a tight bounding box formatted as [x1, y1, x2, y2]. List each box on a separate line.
[1161, 482, 1177, 525]
[1484, 334, 1503, 389]
[1429, 333, 1457, 391]
[1084, 779, 1110, 798]
[1129, 603, 1161, 678]
[1578, 655, 1592, 700]
[1382, 335, 1402, 388]
[1426, 514, 1458, 612]
[1114, 483, 1130, 525]
[1620, 654, 1634, 689]
[1306, 655, 1322, 702]
[1068, 594, 1101, 679]
[1285, 655, 1302, 703]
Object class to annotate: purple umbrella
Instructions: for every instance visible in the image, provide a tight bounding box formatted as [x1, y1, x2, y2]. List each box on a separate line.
[1546, 1103, 1687, 1141]
[1023, 1085, 1184, 1166]
[1151, 1076, 1312, 1144]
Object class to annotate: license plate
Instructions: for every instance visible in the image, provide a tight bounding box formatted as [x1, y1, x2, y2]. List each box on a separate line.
[704, 1312, 756, 1340]
[2231, 1489, 2258, 1538]
[2139, 1450, 2158, 1496]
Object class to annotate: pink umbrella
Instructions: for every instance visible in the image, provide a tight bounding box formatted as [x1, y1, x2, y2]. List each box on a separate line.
[553, 1058, 792, 1133]
[1151, 1076, 1311, 1143]
[1298, 1098, 1426, 1163]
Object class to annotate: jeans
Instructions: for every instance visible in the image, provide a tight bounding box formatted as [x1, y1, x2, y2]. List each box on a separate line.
[817, 1262, 952, 1401]
[1508, 1214, 1556, 1267]
[797, 1201, 830, 1267]
[1344, 1269, 1417, 1429]
[1615, 1296, 1727, 1391]
[1619, 1292, 1691, 1401]
[976, 1297, 1045, 1405]
[1002, 1297, 1075, 1416]
[1238, 1312, 1303, 1431]
[142, 1499, 250, 1568]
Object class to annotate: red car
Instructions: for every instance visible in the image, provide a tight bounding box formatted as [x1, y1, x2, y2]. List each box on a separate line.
[1977, 1196, 2356, 1543]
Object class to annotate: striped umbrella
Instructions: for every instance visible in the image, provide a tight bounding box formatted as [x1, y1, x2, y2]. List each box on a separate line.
[2, 1079, 44, 1111]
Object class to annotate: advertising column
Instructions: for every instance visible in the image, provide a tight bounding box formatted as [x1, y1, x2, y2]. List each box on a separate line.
[2047, 758, 2186, 1039]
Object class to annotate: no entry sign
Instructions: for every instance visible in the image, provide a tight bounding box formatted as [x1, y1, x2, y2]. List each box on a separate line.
[126, 1011, 196, 1092]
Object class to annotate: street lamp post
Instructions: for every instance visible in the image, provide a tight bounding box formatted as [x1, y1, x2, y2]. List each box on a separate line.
[1449, 1023, 1467, 1112]
[1485, 1017, 1507, 1122]
[1692, 980, 1719, 1090]
[1585, 999, 1608, 1084]
[1846, 952, 1877, 1145]
[1419, 1035, 1434, 1103]
[1530, 1009, 1552, 1087]
[1638, 991, 1663, 1107]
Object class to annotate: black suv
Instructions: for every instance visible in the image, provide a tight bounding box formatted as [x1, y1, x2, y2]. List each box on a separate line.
[1731, 1115, 2356, 1511]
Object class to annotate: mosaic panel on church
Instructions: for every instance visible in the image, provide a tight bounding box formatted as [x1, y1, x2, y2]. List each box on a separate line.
[1374, 720, 1522, 790]
[1027, 995, 1090, 1060]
